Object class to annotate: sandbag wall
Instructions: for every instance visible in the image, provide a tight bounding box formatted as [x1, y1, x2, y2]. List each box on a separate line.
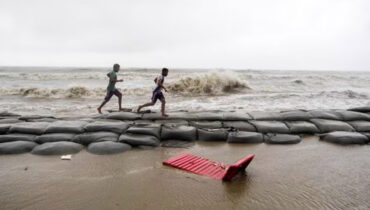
[0, 108, 370, 155]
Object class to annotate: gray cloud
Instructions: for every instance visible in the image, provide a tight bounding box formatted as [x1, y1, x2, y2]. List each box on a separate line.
[0, 0, 369, 70]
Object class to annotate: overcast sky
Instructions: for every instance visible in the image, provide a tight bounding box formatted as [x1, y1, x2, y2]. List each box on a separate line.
[0, 0, 369, 70]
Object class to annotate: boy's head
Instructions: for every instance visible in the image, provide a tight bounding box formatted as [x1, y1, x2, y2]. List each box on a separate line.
[113, 64, 120, 72]
[162, 68, 169, 76]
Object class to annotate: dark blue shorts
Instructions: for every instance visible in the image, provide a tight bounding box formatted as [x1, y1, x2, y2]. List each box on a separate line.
[152, 90, 164, 103]
[104, 89, 122, 101]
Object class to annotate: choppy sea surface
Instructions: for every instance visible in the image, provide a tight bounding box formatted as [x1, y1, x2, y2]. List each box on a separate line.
[0, 66, 369, 116]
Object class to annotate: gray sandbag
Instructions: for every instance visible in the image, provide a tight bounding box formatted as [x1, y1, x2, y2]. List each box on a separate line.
[154, 120, 189, 126]
[249, 121, 290, 134]
[194, 111, 224, 121]
[0, 141, 38, 154]
[222, 121, 256, 132]
[133, 120, 154, 124]
[348, 107, 370, 113]
[126, 123, 161, 139]
[361, 132, 370, 141]
[26, 118, 57, 123]
[280, 110, 312, 121]
[227, 131, 263, 143]
[249, 111, 283, 121]
[0, 124, 11, 134]
[189, 121, 223, 129]
[320, 131, 368, 145]
[87, 141, 132, 155]
[31, 141, 83, 155]
[45, 121, 87, 133]
[8, 122, 49, 135]
[333, 110, 370, 121]
[0, 111, 20, 117]
[285, 121, 319, 134]
[0, 119, 24, 124]
[0, 133, 37, 143]
[35, 133, 76, 144]
[119, 133, 160, 147]
[161, 125, 197, 141]
[223, 112, 252, 121]
[264, 134, 302, 144]
[348, 121, 370, 132]
[197, 128, 228, 141]
[310, 119, 355, 133]
[160, 140, 195, 148]
[106, 112, 142, 121]
[18, 115, 55, 121]
[73, 132, 119, 145]
[84, 121, 129, 133]
[308, 110, 342, 120]
[144, 112, 196, 121]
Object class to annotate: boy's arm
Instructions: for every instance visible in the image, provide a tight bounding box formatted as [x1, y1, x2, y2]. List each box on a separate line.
[156, 78, 167, 92]
[108, 73, 123, 82]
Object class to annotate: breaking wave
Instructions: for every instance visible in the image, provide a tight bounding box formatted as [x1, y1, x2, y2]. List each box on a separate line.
[167, 71, 249, 95]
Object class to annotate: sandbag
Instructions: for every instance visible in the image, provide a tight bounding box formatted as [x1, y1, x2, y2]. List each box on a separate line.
[333, 110, 370, 121]
[35, 133, 76, 144]
[280, 110, 312, 121]
[285, 121, 319, 134]
[189, 121, 223, 129]
[134, 120, 154, 124]
[0, 133, 37, 143]
[126, 123, 161, 139]
[264, 134, 302, 144]
[160, 140, 195, 148]
[154, 120, 189, 126]
[161, 125, 197, 141]
[310, 119, 355, 133]
[119, 133, 160, 147]
[348, 106, 370, 113]
[0, 111, 20, 117]
[0, 141, 38, 154]
[194, 111, 224, 121]
[249, 121, 290, 134]
[73, 132, 119, 145]
[0, 124, 11, 134]
[84, 121, 129, 133]
[161, 112, 198, 121]
[8, 122, 49, 135]
[18, 115, 55, 121]
[227, 131, 263, 143]
[249, 111, 283, 121]
[45, 121, 87, 133]
[26, 118, 57, 123]
[308, 110, 342, 120]
[31, 141, 83, 155]
[0, 119, 24, 124]
[222, 121, 256, 132]
[87, 141, 132, 155]
[222, 112, 252, 121]
[106, 112, 142, 121]
[320, 131, 368, 145]
[348, 121, 370, 132]
[197, 128, 228, 141]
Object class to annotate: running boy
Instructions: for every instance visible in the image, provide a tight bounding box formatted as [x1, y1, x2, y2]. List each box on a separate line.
[97, 64, 124, 114]
[137, 68, 169, 117]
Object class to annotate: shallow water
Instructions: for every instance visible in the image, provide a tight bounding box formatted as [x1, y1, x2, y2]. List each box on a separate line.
[0, 136, 369, 210]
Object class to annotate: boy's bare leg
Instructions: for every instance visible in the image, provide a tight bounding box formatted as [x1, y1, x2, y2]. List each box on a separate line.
[97, 100, 108, 114]
[137, 102, 155, 112]
[159, 98, 168, 117]
[118, 95, 123, 111]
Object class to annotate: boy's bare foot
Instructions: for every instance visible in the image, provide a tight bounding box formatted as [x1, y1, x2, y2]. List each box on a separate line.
[97, 107, 102, 114]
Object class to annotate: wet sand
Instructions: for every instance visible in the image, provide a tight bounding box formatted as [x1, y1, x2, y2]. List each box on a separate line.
[0, 136, 369, 210]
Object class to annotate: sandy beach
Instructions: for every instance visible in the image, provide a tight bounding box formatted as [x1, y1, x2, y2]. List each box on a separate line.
[1, 136, 369, 210]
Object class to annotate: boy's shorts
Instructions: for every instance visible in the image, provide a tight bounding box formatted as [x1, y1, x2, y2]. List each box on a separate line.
[152, 90, 164, 103]
[104, 89, 122, 101]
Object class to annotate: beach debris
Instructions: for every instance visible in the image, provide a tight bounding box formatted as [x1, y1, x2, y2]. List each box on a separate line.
[60, 154, 72, 160]
[163, 153, 254, 181]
